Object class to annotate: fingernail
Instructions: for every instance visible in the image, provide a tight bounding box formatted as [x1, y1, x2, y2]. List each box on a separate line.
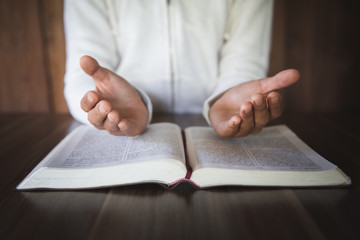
[244, 107, 252, 114]
[87, 94, 94, 103]
[99, 104, 107, 114]
[108, 114, 114, 121]
[108, 113, 118, 122]
[270, 96, 279, 104]
[254, 98, 264, 107]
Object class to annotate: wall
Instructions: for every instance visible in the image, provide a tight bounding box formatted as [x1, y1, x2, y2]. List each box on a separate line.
[0, 0, 359, 114]
[270, 0, 360, 113]
[0, 0, 66, 113]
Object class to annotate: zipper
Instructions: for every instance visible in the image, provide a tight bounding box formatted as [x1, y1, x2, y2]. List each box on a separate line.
[167, 0, 175, 111]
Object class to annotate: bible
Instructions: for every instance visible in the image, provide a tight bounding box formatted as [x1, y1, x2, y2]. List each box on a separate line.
[17, 123, 351, 190]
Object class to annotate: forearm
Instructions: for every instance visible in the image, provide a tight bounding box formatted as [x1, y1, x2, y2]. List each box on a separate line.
[203, 0, 274, 124]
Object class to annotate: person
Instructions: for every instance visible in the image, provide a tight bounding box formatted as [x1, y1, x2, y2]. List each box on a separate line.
[64, 0, 299, 138]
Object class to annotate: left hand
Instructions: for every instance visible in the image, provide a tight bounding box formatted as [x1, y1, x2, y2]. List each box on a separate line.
[209, 69, 300, 138]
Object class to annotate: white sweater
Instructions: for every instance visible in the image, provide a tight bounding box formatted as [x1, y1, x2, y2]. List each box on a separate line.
[64, 0, 273, 125]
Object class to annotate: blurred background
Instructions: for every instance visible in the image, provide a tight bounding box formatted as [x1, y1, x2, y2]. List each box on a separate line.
[0, 0, 359, 114]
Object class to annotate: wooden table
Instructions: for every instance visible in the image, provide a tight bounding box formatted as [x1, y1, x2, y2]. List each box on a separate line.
[0, 113, 359, 240]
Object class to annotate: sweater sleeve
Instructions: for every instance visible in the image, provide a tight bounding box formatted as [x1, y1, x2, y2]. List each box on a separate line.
[63, 0, 152, 125]
[202, 0, 274, 124]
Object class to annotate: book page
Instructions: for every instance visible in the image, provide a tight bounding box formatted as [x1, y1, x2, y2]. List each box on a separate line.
[46, 123, 185, 169]
[185, 125, 336, 171]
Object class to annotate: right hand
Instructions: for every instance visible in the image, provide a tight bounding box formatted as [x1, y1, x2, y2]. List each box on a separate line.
[80, 55, 148, 136]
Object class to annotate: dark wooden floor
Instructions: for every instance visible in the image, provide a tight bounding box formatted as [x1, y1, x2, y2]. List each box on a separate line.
[0, 113, 359, 239]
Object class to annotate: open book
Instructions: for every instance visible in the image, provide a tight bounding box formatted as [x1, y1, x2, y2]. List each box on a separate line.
[17, 123, 351, 190]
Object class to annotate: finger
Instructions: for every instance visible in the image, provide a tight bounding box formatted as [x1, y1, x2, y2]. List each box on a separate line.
[235, 102, 254, 138]
[251, 93, 270, 134]
[118, 119, 145, 137]
[81, 91, 99, 112]
[87, 100, 112, 129]
[259, 69, 300, 93]
[212, 115, 242, 138]
[267, 92, 283, 119]
[103, 110, 124, 136]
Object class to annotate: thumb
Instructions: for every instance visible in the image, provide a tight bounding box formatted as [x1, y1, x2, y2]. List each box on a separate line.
[80, 55, 109, 83]
[260, 69, 300, 93]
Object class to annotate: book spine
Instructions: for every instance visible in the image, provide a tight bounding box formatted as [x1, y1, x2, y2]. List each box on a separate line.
[167, 178, 200, 189]
[167, 169, 200, 189]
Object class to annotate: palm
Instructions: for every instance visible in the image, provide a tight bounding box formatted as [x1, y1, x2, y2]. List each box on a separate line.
[94, 69, 144, 117]
[80, 56, 148, 136]
[214, 80, 263, 119]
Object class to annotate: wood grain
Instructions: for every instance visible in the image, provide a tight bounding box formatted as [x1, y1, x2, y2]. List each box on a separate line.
[0, 113, 360, 239]
[39, 0, 68, 113]
[269, 0, 286, 76]
[0, 0, 50, 112]
[280, 0, 360, 113]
